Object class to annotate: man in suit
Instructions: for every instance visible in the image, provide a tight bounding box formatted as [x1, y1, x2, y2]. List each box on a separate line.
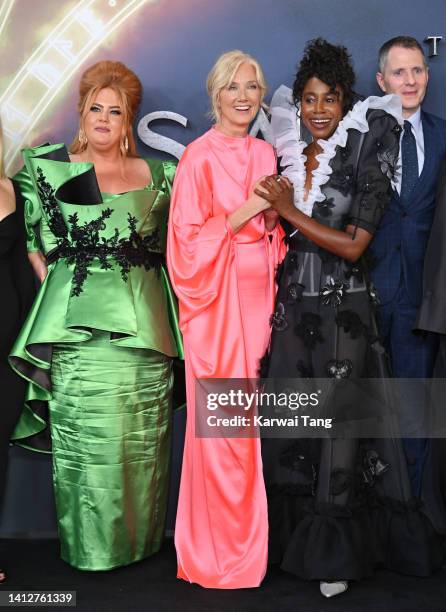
[371, 36, 446, 521]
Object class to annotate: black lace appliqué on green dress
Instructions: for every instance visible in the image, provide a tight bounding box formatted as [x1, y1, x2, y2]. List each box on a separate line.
[37, 167, 162, 297]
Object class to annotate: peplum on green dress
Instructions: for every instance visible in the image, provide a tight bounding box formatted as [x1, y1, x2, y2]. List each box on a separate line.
[10, 143, 183, 571]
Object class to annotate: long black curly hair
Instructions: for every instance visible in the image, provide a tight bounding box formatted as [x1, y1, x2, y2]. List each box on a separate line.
[292, 38, 356, 115]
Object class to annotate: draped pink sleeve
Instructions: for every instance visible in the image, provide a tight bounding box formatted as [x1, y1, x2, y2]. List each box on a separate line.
[167, 127, 286, 589]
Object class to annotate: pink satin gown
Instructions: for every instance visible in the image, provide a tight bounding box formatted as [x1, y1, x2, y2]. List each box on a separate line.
[167, 127, 285, 588]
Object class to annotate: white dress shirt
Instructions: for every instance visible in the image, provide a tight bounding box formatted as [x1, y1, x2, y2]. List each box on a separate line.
[394, 107, 425, 194]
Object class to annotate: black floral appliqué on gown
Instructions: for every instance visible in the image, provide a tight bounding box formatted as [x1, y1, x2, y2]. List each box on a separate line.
[261, 105, 443, 581]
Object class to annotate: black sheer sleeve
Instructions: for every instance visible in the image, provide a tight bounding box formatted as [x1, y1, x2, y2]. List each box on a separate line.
[347, 109, 400, 235]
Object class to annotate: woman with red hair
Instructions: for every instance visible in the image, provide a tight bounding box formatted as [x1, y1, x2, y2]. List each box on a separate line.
[11, 60, 182, 571]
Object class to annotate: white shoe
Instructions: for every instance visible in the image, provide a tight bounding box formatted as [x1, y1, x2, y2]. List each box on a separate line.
[320, 581, 348, 598]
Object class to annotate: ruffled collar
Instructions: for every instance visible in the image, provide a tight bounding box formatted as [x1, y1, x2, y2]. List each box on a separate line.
[270, 85, 403, 216]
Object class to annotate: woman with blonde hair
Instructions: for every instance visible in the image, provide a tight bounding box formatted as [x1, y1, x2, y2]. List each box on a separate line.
[167, 50, 285, 588]
[10, 60, 182, 571]
[0, 121, 35, 583]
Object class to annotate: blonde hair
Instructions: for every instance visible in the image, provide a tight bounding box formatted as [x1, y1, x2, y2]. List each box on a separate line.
[70, 60, 142, 156]
[206, 50, 267, 123]
[0, 119, 4, 178]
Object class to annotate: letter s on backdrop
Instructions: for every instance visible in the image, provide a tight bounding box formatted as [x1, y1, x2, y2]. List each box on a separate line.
[137, 111, 188, 160]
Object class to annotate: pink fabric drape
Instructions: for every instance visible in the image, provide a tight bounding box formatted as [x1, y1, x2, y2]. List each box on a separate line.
[167, 127, 285, 588]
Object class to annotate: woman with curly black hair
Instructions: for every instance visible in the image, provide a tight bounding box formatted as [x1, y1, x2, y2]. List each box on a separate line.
[258, 39, 443, 597]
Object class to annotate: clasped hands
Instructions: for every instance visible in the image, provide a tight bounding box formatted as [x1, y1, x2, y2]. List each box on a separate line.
[254, 174, 294, 217]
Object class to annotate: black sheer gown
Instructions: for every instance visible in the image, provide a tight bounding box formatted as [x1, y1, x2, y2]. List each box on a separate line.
[0, 181, 35, 513]
[261, 89, 444, 581]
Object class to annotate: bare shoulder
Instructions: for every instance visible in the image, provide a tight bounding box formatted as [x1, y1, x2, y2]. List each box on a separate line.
[125, 156, 151, 184]
[0, 177, 15, 217]
[126, 156, 149, 172]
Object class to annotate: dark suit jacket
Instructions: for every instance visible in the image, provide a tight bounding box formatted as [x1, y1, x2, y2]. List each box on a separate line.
[416, 156, 446, 333]
[369, 111, 446, 308]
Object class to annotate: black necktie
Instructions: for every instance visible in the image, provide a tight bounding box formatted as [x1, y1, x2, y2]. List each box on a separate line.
[400, 120, 418, 202]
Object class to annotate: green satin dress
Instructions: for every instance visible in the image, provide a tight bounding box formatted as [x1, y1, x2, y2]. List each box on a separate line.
[10, 143, 183, 571]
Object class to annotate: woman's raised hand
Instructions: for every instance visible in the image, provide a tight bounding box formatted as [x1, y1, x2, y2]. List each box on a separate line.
[254, 175, 294, 217]
[248, 176, 271, 211]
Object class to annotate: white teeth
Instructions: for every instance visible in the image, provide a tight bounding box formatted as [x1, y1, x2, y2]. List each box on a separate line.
[312, 119, 329, 123]
[235, 106, 250, 110]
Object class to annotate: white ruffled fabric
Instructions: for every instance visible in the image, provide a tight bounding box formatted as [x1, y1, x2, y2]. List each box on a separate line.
[270, 85, 403, 217]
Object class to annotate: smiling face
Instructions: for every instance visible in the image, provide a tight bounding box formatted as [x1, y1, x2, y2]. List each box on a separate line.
[217, 62, 262, 136]
[376, 46, 428, 118]
[300, 77, 344, 142]
[82, 87, 125, 152]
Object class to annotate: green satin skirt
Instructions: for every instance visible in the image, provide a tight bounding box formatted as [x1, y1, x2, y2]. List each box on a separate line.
[49, 330, 173, 571]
